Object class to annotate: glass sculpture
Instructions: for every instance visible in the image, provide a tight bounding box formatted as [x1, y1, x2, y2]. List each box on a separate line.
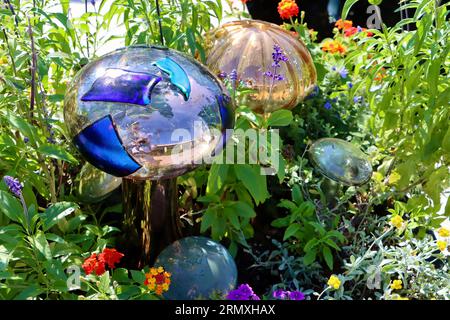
[64, 46, 234, 267]
[64, 45, 234, 180]
[155, 236, 237, 300]
[309, 138, 373, 186]
[205, 20, 317, 113]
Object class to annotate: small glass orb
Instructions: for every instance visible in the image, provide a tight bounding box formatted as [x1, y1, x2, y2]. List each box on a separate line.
[205, 19, 317, 113]
[309, 138, 373, 186]
[64, 46, 234, 180]
[155, 236, 237, 300]
[76, 163, 122, 203]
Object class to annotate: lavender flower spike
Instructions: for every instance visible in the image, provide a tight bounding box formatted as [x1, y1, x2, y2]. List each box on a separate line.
[263, 44, 288, 82]
[3, 176, 23, 197]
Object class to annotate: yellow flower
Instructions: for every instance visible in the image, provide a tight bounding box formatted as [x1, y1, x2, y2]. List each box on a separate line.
[0, 57, 8, 65]
[438, 227, 450, 238]
[157, 266, 164, 273]
[327, 275, 341, 290]
[437, 240, 447, 252]
[391, 295, 409, 300]
[162, 283, 169, 291]
[147, 282, 156, 290]
[150, 267, 158, 276]
[390, 215, 403, 229]
[390, 279, 403, 290]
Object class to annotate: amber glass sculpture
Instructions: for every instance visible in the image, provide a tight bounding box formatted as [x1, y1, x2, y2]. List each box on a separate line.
[206, 20, 317, 113]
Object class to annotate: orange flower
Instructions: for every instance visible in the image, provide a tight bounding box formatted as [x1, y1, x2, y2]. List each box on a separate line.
[321, 40, 347, 55]
[277, 0, 299, 20]
[375, 68, 387, 81]
[144, 266, 171, 295]
[335, 19, 353, 30]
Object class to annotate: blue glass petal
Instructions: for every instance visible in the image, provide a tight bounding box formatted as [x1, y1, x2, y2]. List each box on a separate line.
[154, 58, 191, 100]
[73, 115, 141, 177]
[211, 95, 234, 157]
[81, 68, 161, 106]
[217, 94, 234, 131]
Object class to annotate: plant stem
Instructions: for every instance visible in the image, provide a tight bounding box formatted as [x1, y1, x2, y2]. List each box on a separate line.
[27, 18, 36, 118]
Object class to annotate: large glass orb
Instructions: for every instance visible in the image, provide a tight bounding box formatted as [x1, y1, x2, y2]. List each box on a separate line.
[155, 236, 237, 300]
[205, 20, 317, 113]
[64, 46, 234, 180]
[76, 163, 122, 203]
[309, 138, 373, 186]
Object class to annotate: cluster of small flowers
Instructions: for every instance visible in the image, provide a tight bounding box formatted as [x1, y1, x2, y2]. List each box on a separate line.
[272, 289, 305, 300]
[3, 176, 23, 197]
[437, 227, 449, 252]
[144, 267, 171, 295]
[82, 248, 124, 276]
[226, 284, 260, 300]
[277, 0, 299, 20]
[218, 69, 238, 82]
[335, 19, 373, 37]
[321, 40, 347, 55]
[263, 44, 288, 82]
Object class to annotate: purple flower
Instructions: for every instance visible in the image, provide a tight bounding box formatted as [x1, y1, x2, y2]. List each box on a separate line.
[288, 291, 305, 300]
[273, 289, 288, 300]
[353, 96, 362, 103]
[3, 176, 22, 197]
[357, 26, 363, 32]
[226, 284, 260, 301]
[324, 101, 332, 110]
[263, 44, 288, 82]
[24, 137, 29, 144]
[347, 82, 353, 89]
[229, 69, 238, 82]
[218, 71, 227, 79]
[338, 67, 348, 79]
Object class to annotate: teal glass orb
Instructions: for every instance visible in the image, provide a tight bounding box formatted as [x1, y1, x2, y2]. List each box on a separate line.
[155, 236, 237, 300]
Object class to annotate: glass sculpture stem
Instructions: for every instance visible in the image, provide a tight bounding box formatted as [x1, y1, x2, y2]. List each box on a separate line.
[121, 178, 182, 268]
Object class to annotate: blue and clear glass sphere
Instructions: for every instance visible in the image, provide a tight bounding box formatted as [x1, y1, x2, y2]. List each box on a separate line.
[64, 46, 234, 180]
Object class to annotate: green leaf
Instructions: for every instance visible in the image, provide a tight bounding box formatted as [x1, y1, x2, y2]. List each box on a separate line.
[267, 110, 293, 127]
[322, 246, 334, 270]
[231, 201, 256, 219]
[291, 184, 303, 205]
[0, 190, 23, 223]
[38, 145, 78, 164]
[98, 271, 111, 293]
[130, 270, 146, 284]
[234, 165, 270, 205]
[206, 164, 229, 194]
[200, 207, 217, 233]
[341, 0, 359, 21]
[283, 223, 300, 241]
[42, 202, 78, 231]
[2, 113, 39, 146]
[271, 216, 290, 228]
[224, 206, 240, 230]
[303, 249, 317, 265]
[29, 231, 52, 261]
